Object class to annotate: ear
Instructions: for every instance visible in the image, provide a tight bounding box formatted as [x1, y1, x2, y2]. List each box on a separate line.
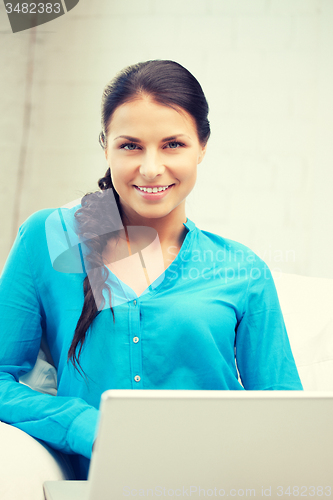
[198, 144, 207, 165]
[104, 148, 108, 161]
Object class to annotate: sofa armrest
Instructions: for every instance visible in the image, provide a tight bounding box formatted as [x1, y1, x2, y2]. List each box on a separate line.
[0, 421, 75, 500]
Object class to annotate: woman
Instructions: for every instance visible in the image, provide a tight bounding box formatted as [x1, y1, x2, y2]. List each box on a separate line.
[0, 60, 303, 481]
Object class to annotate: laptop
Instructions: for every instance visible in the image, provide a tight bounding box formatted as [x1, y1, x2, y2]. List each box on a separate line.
[44, 390, 333, 500]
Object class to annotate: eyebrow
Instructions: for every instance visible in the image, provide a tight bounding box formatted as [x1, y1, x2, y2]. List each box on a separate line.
[113, 134, 190, 142]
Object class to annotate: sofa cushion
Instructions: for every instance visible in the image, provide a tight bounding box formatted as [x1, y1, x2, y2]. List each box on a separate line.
[272, 271, 333, 391]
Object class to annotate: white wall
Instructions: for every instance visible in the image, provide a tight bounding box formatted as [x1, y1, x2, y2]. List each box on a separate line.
[1, 0, 332, 278]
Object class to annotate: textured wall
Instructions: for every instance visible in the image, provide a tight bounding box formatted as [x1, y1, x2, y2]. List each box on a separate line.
[1, 0, 332, 278]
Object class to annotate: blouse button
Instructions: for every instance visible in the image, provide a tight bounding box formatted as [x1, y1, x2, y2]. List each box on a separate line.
[134, 375, 141, 382]
[133, 337, 139, 343]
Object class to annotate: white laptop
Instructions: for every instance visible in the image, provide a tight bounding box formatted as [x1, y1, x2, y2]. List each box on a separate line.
[44, 390, 333, 500]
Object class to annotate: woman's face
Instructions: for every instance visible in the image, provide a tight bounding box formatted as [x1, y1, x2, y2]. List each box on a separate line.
[104, 97, 207, 224]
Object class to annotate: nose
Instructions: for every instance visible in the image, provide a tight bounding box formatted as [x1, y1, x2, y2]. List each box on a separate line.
[139, 150, 165, 180]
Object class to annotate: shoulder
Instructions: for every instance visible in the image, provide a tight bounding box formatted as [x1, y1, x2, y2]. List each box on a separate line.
[196, 229, 280, 312]
[18, 201, 83, 256]
[19, 201, 82, 236]
[15, 202, 83, 274]
[196, 227, 265, 269]
[19, 208, 58, 240]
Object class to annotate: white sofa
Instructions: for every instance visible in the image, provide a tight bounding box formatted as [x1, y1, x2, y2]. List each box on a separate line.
[0, 271, 332, 500]
[271, 270, 333, 390]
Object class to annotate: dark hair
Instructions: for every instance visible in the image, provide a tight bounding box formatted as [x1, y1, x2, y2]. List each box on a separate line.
[68, 60, 211, 373]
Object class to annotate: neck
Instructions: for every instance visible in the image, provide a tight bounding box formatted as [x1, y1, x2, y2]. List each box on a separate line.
[120, 203, 188, 249]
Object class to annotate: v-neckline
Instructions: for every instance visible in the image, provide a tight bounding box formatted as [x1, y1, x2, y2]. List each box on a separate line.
[103, 219, 195, 300]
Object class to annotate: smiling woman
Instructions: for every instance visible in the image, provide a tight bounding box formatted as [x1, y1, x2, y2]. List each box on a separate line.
[0, 60, 303, 483]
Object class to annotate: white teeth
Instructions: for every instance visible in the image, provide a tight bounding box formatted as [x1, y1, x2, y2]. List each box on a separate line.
[137, 185, 170, 193]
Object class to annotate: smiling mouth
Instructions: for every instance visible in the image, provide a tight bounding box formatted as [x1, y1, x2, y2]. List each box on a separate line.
[134, 184, 175, 193]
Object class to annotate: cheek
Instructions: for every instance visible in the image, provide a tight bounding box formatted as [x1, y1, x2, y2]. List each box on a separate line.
[109, 157, 133, 184]
[167, 148, 195, 164]
[111, 147, 141, 165]
[175, 156, 198, 181]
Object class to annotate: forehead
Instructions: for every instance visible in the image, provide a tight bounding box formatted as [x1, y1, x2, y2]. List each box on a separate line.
[107, 97, 198, 139]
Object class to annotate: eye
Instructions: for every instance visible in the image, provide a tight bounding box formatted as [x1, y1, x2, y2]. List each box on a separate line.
[165, 141, 185, 149]
[120, 142, 140, 150]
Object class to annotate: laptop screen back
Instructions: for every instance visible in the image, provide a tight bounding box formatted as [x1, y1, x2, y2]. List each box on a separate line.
[88, 390, 333, 500]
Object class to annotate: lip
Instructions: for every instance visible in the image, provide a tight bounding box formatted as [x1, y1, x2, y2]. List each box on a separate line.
[134, 184, 174, 200]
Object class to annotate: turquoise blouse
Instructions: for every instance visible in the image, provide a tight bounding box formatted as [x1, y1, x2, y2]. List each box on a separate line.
[0, 204, 303, 480]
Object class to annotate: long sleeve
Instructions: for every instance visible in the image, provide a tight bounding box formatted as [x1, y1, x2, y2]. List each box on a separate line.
[235, 256, 303, 390]
[0, 222, 99, 461]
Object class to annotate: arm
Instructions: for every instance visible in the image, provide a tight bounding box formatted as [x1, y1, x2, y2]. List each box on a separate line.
[235, 256, 303, 390]
[0, 222, 99, 460]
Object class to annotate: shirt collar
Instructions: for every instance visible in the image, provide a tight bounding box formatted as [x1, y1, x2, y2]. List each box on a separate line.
[183, 218, 196, 232]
